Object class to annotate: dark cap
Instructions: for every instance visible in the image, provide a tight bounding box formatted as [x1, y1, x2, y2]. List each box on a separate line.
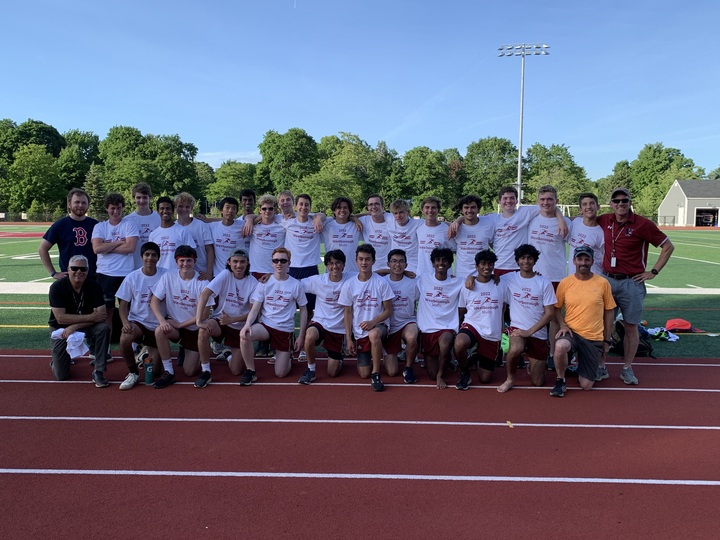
[611, 187, 630, 199]
[573, 245, 594, 260]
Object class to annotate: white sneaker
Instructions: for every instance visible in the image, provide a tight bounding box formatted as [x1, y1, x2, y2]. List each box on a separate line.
[135, 346, 149, 367]
[119, 372, 140, 390]
[298, 351, 307, 362]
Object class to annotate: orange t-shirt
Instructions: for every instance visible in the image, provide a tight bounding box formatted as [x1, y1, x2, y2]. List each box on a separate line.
[555, 273, 616, 341]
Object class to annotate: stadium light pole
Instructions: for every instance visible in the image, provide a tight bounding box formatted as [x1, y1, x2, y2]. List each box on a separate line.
[498, 43, 549, 202]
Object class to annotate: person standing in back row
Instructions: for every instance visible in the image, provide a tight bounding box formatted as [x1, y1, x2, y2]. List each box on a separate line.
[597, 187, 674, 386]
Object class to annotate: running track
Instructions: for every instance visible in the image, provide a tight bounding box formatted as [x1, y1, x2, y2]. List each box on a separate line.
[1, 351, 718, 539]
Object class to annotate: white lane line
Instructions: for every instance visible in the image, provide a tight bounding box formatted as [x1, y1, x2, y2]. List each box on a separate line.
[0, 468, 718, 486]
[1, 415, 719, 431]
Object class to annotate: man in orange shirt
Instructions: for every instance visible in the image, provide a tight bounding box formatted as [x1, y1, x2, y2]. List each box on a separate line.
[550, 246, 616, 397]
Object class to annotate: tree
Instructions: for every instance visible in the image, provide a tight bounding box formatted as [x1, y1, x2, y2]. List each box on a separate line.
[142, 134, 199, 194]
[463, 137, 519, 210]
[195, 162, 216, 196]
[58, 144, 90, 191]
[708, 166, 720, 180]
[596, 160, 632, 205]
[63, 129, 100, 164]
[3, 144, 63, 212]
[83, 163, 107, 218]
[401, 146, 457, 218]
[15, 119, 65, 158]
[523, 143, 590, 204]
[206, 161, 258, 204]
[0, 119, 19, 168]
[294, 169, 363, 215]
[98, 126, 145, 167]
[257, 128, 320, 192]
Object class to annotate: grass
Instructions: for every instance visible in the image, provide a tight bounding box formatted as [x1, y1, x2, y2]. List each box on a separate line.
[1, 225, 719, 356]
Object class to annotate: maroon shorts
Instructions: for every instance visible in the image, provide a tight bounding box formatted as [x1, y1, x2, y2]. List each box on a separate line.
[308, 321, 344, 360]
[420, 329, 455, 357]
[132, 321, 158, 348]
[260, 323, 293, 352]
[384, 323, 416, 355]
[168, 328, 200, 352]
[458, 323, 500, 364]
[218, 324, 241, 348]
[507, 327, 549, 360]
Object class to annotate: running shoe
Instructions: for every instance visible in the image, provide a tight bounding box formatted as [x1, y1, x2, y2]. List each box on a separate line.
[92, 370, 109, 388]
[595, 366, 609, 381]
[239, 369, 257, 386]
[119, 372, 140, 391]
[550, 378, 566, 397]
[194, 370, 212, 388]
[153, 371, 176, 389]
[620, 367, 638, 385]
[298, 368, 316, 385]
[403, 366, 417, 384]
[370, 372, 384, 392]
[455, 371, 471, 391]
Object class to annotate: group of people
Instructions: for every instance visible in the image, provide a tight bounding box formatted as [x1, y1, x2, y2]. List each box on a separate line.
[42, 181, 674, 395]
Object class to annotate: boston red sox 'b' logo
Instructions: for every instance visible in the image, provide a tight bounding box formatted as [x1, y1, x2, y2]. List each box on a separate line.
[74, 227, 88, 246]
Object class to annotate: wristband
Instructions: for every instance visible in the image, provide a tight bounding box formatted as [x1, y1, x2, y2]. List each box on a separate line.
[51, 271, 57, 277]
[650, 268, 659, 275]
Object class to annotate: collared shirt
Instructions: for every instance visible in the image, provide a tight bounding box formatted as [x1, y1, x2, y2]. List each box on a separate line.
[597, 212, 668, 275]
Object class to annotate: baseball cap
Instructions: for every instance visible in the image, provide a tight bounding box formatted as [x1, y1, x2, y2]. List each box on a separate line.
[611, 187, 630, 199]
[573, 245, 594, 260]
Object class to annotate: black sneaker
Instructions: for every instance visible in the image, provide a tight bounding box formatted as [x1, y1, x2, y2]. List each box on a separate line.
[194, 370, 212, 388]
[298, 368, 316, 385]
[92, 370, 109, 388]
[153, 371, 176, 389]
[550, 378, 566, 397]
[239, 369, 257, 386]
[370, 372, 384, 392]
[547, 355, 555, 371]
[455, 371, 471, 391]
[566, 364, 579, 377]
[403, 366, 417, 384]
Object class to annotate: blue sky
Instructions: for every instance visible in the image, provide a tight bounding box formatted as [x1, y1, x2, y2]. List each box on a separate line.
[3, 0, 719, 181]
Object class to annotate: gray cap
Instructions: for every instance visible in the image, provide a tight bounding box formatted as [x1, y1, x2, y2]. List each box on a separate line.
[611, 187, 630, 199]
[573, 245, 594, 260]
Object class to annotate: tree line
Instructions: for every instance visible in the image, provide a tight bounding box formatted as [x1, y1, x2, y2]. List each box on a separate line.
[1, 118, 717, 222]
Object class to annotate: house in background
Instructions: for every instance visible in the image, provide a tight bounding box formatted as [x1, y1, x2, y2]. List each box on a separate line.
[657, 180, 720, 226]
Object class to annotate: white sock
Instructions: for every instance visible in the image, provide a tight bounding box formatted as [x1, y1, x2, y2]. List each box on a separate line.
[201, 363, 211, 373]
[162, 359, 174, 374]
[308, 364, 316, 372]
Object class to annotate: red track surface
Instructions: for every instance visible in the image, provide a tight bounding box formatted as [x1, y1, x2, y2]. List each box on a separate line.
[1, 351, 719, 539]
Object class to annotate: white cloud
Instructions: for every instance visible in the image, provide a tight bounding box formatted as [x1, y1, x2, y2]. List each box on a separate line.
[197, 150, 261, 169]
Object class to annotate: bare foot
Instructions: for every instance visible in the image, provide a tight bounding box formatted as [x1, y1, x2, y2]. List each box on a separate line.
[436, 376, 447, 389]
[497, 379, 514, 393]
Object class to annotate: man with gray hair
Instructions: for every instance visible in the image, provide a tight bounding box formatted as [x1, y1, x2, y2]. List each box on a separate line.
[48, 254, 111, 387]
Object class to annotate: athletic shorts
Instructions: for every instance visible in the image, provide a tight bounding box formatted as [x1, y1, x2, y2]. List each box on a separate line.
[458, 323, 499, 371]
[606, 275, 646, 325]
[260, 323, 293, 353]
[131, 321, 157, 348]
[557, 332, 602, 381]
[308, 321, 344, 360]
[217, 323, 241, 349]
[507, 327, 549, 361]
[168, 328, 200, 352]
[420, 329, 455, 357]
[97, 273, 125, 308]
[384, 323, 417, 355]
[355, 324, 388, 366]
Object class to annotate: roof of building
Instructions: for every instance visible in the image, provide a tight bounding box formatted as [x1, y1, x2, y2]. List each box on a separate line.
[677, 180, 720, 199]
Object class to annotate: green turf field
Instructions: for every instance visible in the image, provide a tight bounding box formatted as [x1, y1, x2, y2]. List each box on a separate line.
[1, 225, 719, 355]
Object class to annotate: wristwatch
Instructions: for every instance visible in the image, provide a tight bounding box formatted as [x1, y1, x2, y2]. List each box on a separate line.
[650, 268, 659, 275]
[603, 339, 612, 344]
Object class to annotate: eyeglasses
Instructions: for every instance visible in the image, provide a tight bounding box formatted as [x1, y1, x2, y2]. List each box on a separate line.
[260, 207, 274, 212]
[611, 198, 630, 204]
[271, 258, 289, 264]
[389, 259, 406, 265]
[69, 266, 88, 272]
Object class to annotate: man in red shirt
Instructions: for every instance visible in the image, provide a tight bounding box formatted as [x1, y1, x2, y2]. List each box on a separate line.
[597, 188, 674, 385]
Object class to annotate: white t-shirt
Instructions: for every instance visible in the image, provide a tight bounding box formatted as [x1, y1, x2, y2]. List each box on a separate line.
[489, 206, 541, 271]
[116, 266, 167, 330]
[384, 275, 419, 334]
[302, 272, 355, 333]
[386, 216, 421, 273]
[92, 218, 139, 277]
[176, 218, 213, 273]
[281, 217, 321, 268]
[152, 271, 210, 331]
[248, 220, 286, 274]
[127, 211, 161, 269]
[206, 269, 258, 329]
[416, 222, 452, 277]
[148, 224, 197, 270]
[528, 214, 572, 282]
[567, 220, 604, 276]
[454, 217, 495, 279]
[338, 273, 394, 339]
[416, 273, 464, 333]
[459, 278, 506, 341]
[209, 219, 246, 278]
[359, 214, 392, 272]
[250, 275, 307, 332]
[321, 219, 360, 273]
[502, 271, 556, 340]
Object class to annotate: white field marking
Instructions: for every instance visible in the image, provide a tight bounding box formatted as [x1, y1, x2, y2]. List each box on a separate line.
[1, 415, 720, 431]
[0, 239, 44, 246]
[670, 255, 720, 266]
[687, 284, 702, 289]
[0, 468, 719, 486]
[1, 380, 720, 393]
[0, 307, 48, 310]
[672, 242, 720, 250]
[0, 252, 42, 260]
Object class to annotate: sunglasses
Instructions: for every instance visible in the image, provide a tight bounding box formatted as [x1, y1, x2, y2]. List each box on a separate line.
[611, 198, 630, 204]
[271, 258, 289, 264]
[260, 207, 274, 211]
[69, 266, 88, 272]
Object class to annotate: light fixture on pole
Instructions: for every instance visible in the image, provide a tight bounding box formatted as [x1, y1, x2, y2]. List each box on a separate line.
[498, 43, 549, 202]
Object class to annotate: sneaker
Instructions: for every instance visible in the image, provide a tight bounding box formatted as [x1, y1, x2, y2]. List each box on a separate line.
[135, 346, 149, 368]
[298, 368, 316, 385]
[455, 371, 471, 391]
[448, 357, 458, 372]
[194, 370, 212, 388]
[215, 348, 231, 362]
[211, 341, 225, 355]
[298, 351, 307, 362]
[595, 366, 609, 381]
[403, 366, 417, 384]
[119, 372, 140, 390]
[566, 364, 579, 377]
[620, 367, 638, 385]
[546, 355, 555, 371]
[239, 369, 257, 386]
[92, 370, 109, 388]
[550, 378, 566, 397]
[370, 372, 385, 392]
[153, 371, 176, 389]
[267, 356, 276, 365]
